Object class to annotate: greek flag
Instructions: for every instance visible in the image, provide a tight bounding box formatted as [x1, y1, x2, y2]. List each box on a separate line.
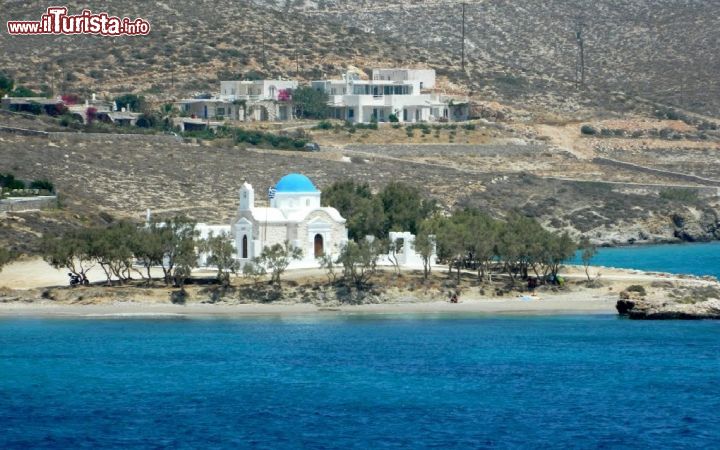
[268, 187, 277, 199]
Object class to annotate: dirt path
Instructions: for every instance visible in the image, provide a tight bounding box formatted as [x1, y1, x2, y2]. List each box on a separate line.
[534, 123, 596, 160]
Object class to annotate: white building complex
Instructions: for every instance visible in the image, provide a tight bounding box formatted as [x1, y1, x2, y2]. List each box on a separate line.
[176, 79, 297, 129]
[312, 68, 468, 124]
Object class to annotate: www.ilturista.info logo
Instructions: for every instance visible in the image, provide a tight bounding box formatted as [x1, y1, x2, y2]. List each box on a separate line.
[6, 6, 151, 36]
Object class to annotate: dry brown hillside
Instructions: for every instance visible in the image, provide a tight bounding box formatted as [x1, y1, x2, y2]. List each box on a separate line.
[5, 1, 720, 118]
[0, 1, 435, 100]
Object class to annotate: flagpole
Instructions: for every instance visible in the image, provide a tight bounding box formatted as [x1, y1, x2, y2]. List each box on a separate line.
[264, 186, 276, 246]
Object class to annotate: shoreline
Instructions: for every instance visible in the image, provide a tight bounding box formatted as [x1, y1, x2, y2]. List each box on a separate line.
[0, 295, 617, 318]
[1, 259, 717, 320]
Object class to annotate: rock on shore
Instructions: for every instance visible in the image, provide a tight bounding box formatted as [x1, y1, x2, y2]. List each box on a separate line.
[617, 297, 720, 320]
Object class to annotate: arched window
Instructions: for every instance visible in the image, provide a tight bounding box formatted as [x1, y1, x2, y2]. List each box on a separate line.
[242, 235, 248, 259]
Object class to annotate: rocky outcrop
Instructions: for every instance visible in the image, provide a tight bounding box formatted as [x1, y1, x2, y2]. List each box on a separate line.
[617, 297, 720, 320]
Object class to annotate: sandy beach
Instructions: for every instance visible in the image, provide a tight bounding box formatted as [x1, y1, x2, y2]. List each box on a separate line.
[0, 291, 617, 318]
[1, 258, 716, 318]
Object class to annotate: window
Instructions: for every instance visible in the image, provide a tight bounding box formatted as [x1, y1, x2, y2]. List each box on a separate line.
[242, 235, 248, 258]
[403, 109, 408, 122]
[348, 108, 354, 119]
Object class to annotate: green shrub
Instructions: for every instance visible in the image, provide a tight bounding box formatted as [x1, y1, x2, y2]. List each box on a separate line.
[30, 179, 54, 193]
[0, 173, 25, 190]
[463, 124, 476, 131]
[315, 120, 333, 130]
[626, 285, 646, 296]
[388, 113, 399, 123]
[659, 188, 699, 203]
[580, 125, 598, 136]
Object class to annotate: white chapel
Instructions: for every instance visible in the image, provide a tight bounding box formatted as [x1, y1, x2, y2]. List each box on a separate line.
[231, 174, 348, 267]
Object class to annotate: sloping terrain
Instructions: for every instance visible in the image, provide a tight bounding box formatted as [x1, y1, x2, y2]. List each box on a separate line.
[0, 0, 432, 100]
[1, 131, 718, 254]
[3, 1, 720, 117]
[260, 0, 720, 116]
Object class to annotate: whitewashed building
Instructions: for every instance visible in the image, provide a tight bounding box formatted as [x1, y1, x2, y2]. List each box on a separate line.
[189, 174, 435, 272]
[176, 79, 297, 124]
[312, 68, 467, 124]
[232, 174, 348, 268]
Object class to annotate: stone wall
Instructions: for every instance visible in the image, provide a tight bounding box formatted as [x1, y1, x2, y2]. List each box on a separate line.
[0, 126, 49, 137]
[0, 196, 57, 212]
[592, 157, 720, 187]
[48, 132, 182, 145]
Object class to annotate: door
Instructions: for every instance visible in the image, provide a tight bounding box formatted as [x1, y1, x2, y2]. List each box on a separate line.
[242, 235, 248, 258]
[314, 234, 324, 258]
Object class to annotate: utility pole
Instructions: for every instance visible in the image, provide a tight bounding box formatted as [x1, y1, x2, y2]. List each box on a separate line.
[295, 46, 300, 77]
[261, 27, 267, 70]
[575, 20, 585, 88]
[461, 2, 466, 72]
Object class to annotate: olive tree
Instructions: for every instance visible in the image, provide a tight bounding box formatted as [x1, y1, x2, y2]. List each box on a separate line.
[337, 238, 384, 289]
[40, 229, 95, 281]
[201, 231, 240, 286]
[579, 236, 597, 281]
[257, 241, 303, 285]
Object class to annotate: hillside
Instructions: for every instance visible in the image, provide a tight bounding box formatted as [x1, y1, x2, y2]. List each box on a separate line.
[0, 1, 433, 100]
[3, 1, 720, 118]
[259, 0, 720, 117]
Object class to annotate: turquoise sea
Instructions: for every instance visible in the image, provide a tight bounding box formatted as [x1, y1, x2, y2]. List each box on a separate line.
[1, 315, 719, 448]
[571, 241, 720, 278]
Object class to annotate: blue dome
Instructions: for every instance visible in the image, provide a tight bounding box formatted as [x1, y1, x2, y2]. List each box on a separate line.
[274, 173, 318, 193]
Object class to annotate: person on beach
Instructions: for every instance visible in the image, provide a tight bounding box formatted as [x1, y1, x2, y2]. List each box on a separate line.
[528, 277, 538, 293]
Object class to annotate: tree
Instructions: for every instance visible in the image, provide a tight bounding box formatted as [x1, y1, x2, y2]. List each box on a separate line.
[29, 179, 54, 193]
[257, 241, 303, 285]
[379, 182, 436, 235]
[11, 86, 41, 97]
[0, 247, 15, 273]
[318, 253, 338, 283]
[544, 232, 576, 280]
[131, 223, 166, 284]
[387, 238, 402, 275]
[337, 238, 384, 289]
[436, 215, 471, 283]
[136, 113, 159, 128]
[88, 223, 137, 285]
[113, 94, 146, 112]
[0, 72, 14, 97]
[201, 231, 240, 286]
[155, 216, 198, 287]
[0, 173, 25, 190]
[323, 180, 386, 239]
[40, 229, 95, 282]
[292, 86, 329, 119]
[414, 220, 437, 280]
[466, 212, 500, 282]
[495, 213, 533, 284]
[242, 261, 267, 285]
[579, 236, 597, 281]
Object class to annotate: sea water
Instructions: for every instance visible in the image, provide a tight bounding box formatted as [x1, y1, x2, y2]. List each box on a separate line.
[571, 241, 720, 278]
[1, 315, 719, 448]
